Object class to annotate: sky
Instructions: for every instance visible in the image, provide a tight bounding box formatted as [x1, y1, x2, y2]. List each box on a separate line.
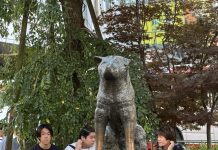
[0, 106, 8, 120]
[0, 23, 18, 44]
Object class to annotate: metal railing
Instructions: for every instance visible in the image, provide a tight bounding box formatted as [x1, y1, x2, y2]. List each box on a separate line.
[177, 140, 218, 144]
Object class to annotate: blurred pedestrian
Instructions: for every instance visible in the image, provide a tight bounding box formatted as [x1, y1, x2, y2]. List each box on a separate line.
[0, 127, 20, 150]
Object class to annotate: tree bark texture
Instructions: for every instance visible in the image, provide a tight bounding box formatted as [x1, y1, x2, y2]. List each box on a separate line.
[59, 0, 84, 57]
[16, 0, 30, 71]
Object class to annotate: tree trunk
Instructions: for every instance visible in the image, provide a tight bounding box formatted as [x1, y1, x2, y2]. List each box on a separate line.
[59, 0, 84, 93]
[206, 122, 211, 149]
[16, 0, 30, 71]
[5, 109, 14, 150]
[6, 0, 31, 150]
[86, 0, 103, 39]
[59, 0, 84, 56]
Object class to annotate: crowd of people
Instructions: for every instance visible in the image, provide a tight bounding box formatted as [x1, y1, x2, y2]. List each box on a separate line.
[29, 124, 185, 150]
[0, 124, 185, 150]
[28, 124, 96, 150]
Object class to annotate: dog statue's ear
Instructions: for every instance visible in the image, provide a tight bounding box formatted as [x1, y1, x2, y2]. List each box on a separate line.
[124, 58, 131, 66]
[94, 56, 103, 64]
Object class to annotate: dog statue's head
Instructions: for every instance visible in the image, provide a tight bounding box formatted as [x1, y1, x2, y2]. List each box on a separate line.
[94, 56, 131, 81]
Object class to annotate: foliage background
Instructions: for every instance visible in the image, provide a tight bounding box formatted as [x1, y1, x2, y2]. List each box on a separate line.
[0, 1, 155, 149]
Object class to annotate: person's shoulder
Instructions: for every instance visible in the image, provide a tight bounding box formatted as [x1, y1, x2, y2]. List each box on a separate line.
[64, 143, 76, 150]
[90, 146, 96, 150]
[89, 143, 96, 150]
[28, 144, 39, 150]
[173, 143, 186, 150]
[51, 144, 60, 150]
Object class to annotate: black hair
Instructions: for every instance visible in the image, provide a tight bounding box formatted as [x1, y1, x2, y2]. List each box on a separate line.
[36, 124, 53, 138]
[78, 126, 95, 139]
[156, 125, 176, 142]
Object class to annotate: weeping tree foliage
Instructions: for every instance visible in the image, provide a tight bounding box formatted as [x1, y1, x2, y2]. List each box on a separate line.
[0, 0, 107, 149]
[0, 0, 151, 149]
[0, 0, 14, 37]
[1, 0, 34, 149]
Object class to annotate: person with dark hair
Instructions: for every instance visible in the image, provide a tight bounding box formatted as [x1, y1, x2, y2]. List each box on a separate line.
[65, 126, 95, 150]
[30, 124, 59, 150]
[157, 125, 185, 150]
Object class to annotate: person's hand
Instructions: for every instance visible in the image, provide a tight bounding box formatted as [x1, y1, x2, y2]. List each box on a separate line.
[168, 141, 175, 150]
[75, 139, 82, 150]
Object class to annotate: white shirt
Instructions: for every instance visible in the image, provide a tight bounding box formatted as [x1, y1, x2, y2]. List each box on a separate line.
[65, 142, 96, 150]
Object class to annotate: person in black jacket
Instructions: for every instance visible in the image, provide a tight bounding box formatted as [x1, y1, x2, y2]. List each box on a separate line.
[157, 125, 185, 150]
[30, 124, 59, 150]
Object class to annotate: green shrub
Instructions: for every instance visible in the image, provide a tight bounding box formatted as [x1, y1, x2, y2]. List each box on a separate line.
[186, 144, 218, 150]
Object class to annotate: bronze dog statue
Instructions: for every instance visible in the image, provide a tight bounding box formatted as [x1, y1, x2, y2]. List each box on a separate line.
[94, 55, 139, 150]
[103, 124, 147, 150]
